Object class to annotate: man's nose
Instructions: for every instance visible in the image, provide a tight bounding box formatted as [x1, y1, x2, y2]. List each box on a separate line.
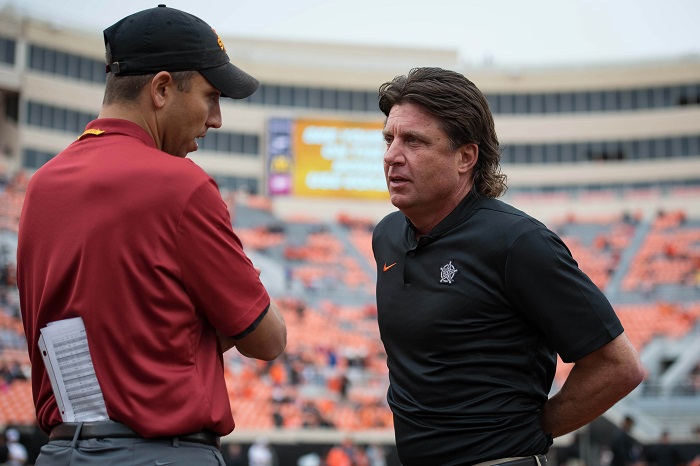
[384, 143, 403, 166]
[208, 106, 222, 129]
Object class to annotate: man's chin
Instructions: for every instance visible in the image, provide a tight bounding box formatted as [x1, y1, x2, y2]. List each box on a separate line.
[180, 145, 198, 158]
[390, 194, 410, 210]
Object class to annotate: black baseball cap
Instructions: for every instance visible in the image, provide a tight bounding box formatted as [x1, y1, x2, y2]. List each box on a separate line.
[103, 4, 259, 99]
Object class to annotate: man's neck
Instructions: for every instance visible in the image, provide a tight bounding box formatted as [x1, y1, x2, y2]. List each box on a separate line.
[98, 103, 158, 149]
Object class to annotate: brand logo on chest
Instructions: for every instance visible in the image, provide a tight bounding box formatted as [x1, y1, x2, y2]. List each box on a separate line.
[439, 261, 458, 285]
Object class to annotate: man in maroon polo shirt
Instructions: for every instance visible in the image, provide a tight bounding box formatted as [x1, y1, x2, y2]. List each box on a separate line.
[17, 5, 286, 465]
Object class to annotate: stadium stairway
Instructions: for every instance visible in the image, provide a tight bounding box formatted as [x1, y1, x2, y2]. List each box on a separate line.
[327, 223, 376, 280]
[247, 250, 288, 297]
[605, 211, 653, 300]
[626, 328, 700, 440]
[655, 331, 700, 397]
[653, 283, 700, 302]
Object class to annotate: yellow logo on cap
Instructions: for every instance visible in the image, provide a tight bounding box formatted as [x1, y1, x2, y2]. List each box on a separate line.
[78, 128, 105, 140]
[212, 28, 226, 52]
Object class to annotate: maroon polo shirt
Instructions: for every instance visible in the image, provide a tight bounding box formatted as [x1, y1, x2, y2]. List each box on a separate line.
[18, 119, 269, 436]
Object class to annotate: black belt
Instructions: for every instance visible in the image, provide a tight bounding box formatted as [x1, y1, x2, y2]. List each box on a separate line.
[490, 456, 548, 466]
[49, 421, 220, 449]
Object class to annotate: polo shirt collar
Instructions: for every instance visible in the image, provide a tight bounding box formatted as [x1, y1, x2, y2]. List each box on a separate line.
[405, 191, 483, 246]
[81, 119, 158, 149]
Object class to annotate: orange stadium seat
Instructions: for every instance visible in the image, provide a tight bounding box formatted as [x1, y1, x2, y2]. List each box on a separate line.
[0, 380, 36, 425]
[235, 227, 286, 250]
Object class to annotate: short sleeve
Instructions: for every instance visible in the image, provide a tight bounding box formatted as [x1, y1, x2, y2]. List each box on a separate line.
[177, 179, 270, 336]
[504, 228, 623, 362]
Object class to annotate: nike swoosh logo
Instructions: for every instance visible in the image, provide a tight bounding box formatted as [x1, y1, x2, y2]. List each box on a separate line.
[154, 461, 175, 466]
[383, 262, 397, 272]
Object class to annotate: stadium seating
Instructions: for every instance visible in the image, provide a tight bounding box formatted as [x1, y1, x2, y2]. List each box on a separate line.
[623, 211, 700, 294]
[0, 174, 697, 440]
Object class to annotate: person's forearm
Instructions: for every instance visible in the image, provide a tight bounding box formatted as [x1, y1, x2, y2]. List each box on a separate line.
[218, 300, 287, 358]
[541, 333, 644, 437]
[541, 364, 635, 436]
[234, 299, 287, 360]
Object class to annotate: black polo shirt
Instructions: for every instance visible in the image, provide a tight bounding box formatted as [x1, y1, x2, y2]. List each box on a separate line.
[372, 193, 623, 466]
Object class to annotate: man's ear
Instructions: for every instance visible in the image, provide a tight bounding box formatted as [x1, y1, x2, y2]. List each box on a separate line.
[458, 143, 479, 174]
[150, 71, 174, 109]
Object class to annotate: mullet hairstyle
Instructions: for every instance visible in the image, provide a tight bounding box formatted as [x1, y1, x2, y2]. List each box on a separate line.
[378, 67, 507, 198]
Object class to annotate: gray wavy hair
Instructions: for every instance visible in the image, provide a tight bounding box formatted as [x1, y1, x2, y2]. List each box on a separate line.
[378, 67, 507, 198]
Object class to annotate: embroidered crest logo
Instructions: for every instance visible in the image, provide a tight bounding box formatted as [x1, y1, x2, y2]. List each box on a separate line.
[439, 261, 458, 285]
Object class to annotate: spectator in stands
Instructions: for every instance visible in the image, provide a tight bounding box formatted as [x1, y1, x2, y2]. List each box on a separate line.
[372, 67, 645, 466]
[297, 452, 322, 466]
[365, 443, 388, 466]
[221, 443, 244, 466]
[338, 372, 351, 400]
[295, 300, 307, 320]
[300, 401, 335, 429]
[684, 426, 700, 466]
[610, 416, 642, 466]
[16, 5, 286, 465]
[247, 437, 278, 466]
[22, 420, 48, 466]
[326, 437, 366, 466]
[0, 361, 27, 385]
[272, 408, 285, 428]
[5, 428, 27, 466]
[644, 430, 685, 466]
[556, 433, 582, 466]
[0, 433, 6, 464]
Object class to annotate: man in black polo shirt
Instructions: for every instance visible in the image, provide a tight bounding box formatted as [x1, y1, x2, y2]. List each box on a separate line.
[372, 67, 645, 466]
